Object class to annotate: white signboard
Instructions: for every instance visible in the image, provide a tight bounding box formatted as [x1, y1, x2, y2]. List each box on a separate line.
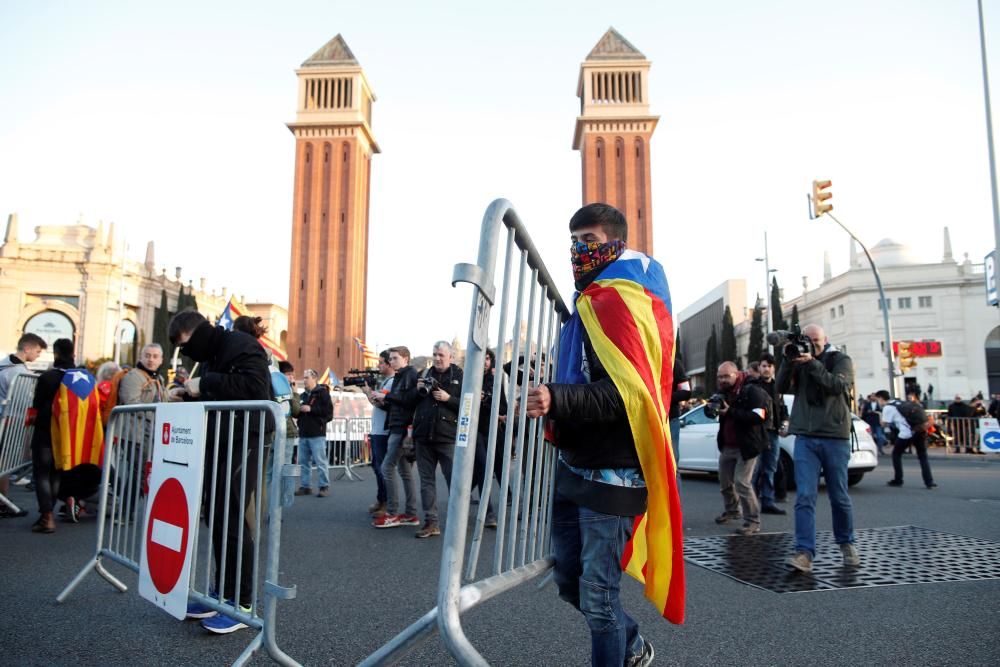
[986, 252, 998, 307]
[979, 417, 1000, 453]
[139, 403, 206, 620]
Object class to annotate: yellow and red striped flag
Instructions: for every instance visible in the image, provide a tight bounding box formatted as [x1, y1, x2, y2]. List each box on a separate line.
[353, 337, 379, 367]
[51, 369, 105, 471]
[557, 249, 684, 624]
[218, 298, 287, 362]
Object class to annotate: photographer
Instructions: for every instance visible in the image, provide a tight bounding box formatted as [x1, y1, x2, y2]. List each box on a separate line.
[775, 324, 858, 573]
[410, 341, 463, 539]
[709, 361, 770, 535]
[371, 346, 419, 529]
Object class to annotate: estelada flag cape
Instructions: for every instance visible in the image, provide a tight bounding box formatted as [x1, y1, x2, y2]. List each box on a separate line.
[555, 248, 685, 624]
[51, 369, 105, 471]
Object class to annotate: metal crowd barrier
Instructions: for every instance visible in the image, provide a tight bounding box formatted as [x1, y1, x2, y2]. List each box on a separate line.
[361, 198, 570, 666]
[0, 372, 39, 514]
[56, 401, 300, 667]
[938, 416, 983, 453]
[327, 417, 372, 481]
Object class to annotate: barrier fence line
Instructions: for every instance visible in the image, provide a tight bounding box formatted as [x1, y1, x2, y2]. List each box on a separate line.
[936, 416, 987, 453]
[360, 199, 570, 666]
[56, 401, 300, 667]
[0, 373, 39, 514]
[327, 417, 372, 481]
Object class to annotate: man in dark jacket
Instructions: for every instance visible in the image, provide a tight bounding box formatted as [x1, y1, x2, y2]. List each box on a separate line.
[751, 353, 789, 514]
[295, 369, 333, 497]
[371, 346, 420, 528]
[776, 324, 857, 574]
[28, 338, 75, 534]
[711, 361, 770, 535]
[168, 309, 272, 634]
[410, 341, 463, 538]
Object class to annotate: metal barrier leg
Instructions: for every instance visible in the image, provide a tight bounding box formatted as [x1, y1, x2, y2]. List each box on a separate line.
[0, 490, 25, 514]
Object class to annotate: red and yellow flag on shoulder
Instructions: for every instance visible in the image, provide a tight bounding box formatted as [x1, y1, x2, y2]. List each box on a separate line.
[52, 369, 105, 471]
[556, 248, 685, 624]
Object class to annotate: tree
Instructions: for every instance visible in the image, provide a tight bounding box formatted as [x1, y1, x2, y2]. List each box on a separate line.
[770, 276, 788, 332]
[153, 289, 170, 360]
[675, 329, 684, 366]
[704, 325, 719, 394]
[721, 305, 739, 368]
[747, 303, 764, 364]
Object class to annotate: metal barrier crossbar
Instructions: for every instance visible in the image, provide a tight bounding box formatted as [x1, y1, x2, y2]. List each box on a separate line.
[361, 199, 570, 666]
[327, 417, 372, 481]
[0, 373, 39, 514]
[56, 401, 300, 667]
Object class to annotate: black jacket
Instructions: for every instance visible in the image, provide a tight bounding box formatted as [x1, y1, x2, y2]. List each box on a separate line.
[412, 364, 463, 443]
[29, 357, 74, 450]
[297, 384, 333, 437]
[384, 365, 418, 432]
[749, 376, 788, 433]
[479, 368, 508, 436]
[716, 378, 771, 460]
[181, 322, 274, 441]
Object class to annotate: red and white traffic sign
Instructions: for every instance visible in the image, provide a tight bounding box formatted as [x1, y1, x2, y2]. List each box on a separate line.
[139, 403, 206, 620]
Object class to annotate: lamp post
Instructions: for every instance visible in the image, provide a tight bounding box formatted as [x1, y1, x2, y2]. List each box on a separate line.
[755, 232, 777, 351]
[978, 0, 1000, 271]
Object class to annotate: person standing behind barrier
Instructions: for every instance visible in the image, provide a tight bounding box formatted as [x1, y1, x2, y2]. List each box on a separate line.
[168, 309, 273, 635]
[363, 350, 394, 518]
[477, 348, 507, 518]
[371, 346, 420, 528]
[776, 324, 858, 574]
[27, 338, 75, 533]
[526, 204, 670, 667]
[410, 341, 463, 539]
[0, 332, 46, 518]
[118, 344, 166, 405]
[946, 395, 974, 453]
[877, 390, 936, 489]
[295, 369, 333, 498]
[277, 361, 301, 506]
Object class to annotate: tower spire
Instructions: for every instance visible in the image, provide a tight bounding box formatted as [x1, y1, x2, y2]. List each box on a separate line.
[4, 213, 17, 243]
[943, 226, 954, 262]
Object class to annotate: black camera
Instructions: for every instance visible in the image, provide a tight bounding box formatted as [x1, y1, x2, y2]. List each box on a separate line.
[703, 393, 728, 419]
[766, 325, 814, 360]
[343, 369, 379, 390]
[416, 376, 440, 397]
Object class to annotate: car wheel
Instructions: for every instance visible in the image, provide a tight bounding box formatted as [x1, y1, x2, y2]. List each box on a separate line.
[779, 450, 795, 491]
[847, 472, 864, 486]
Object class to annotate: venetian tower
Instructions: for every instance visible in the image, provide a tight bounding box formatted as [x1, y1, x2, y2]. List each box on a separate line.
[286, 35, 379, 375]
[573, 28, 658, 255]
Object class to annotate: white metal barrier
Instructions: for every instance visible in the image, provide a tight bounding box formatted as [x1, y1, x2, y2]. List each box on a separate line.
[56, 401, 300, 666]
[361, 199, 570, 666]
[0, 373, 39, 514]
[326, 417, 372, 481]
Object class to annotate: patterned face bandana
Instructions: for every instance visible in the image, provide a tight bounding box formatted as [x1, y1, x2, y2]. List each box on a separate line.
[571, 239, 626, 282]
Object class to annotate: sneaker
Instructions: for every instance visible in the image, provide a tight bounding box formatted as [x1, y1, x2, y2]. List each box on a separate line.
[295, 487, 313, 496]
[926, 483, 938, 489]
[626, 636, 654, 667]
[787, 550, 813, 573]
[714, 511, 740, 524]
[201, 604, 251, 634]
[760, 504, 786, 515]
[397, 514, 421, 526]
[887, 480, 903, 487]
[738, 523, 760, 536]
[12, 476, 31, 486]
[372, 514, 402, 528]
[415, 522, 441, 539]
[484, 516, 498, 529]
[840, 542, 860, 566]
[317, 487, 330, 497]
[186, 601, 218, 619]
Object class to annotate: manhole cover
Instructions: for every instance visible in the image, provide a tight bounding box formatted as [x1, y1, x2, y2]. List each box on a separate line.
[683, 525, 1000, 593]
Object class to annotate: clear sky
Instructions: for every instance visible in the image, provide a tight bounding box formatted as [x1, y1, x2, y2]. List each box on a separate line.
[1, 0, 997, 355]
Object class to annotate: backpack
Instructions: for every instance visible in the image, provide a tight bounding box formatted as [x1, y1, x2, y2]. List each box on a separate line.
[100, 368, 130, 426]
[890, 399, 928, 433]
[270, 369, 293, 418]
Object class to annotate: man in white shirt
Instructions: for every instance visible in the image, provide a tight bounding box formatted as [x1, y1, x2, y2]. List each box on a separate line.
[876, 390, 936, 489]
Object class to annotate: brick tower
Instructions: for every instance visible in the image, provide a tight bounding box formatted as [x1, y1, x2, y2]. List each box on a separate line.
[574, 28, 658, 255]
[286, 35, 379, 376]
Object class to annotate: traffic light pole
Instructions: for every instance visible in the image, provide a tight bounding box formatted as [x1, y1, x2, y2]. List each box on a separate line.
[825, 212, 899, 398]
[978, 0, 1000, 276]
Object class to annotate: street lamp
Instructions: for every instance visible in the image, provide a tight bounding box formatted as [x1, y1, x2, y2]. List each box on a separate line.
[755, 232, 777, 349]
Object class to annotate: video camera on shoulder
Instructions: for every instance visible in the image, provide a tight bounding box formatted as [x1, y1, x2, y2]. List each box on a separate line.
[766, 324, 813, 360]
[343, 368, 380, 390]
[416, 376, 441, 397]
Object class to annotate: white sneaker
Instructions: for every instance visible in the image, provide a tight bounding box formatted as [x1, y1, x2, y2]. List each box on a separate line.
[840, 543, 860, 567]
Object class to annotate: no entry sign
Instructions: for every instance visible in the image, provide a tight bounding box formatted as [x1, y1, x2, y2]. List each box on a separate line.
[139, 403, 206, 620]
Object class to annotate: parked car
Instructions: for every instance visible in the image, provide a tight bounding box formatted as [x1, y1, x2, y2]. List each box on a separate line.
[676, 395, 879, 486]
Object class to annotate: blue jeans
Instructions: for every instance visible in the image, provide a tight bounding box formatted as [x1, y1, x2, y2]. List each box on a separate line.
[370, 433, 388, 503]
[298, 436, 330, 490]
[552, 488, 643, 666]
[381, 430, 418, 516]
[753, 431, 780, 506]
[793, 435, 854, 556]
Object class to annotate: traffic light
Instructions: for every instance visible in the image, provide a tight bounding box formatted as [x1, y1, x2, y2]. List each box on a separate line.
[812, 179, 833, 218]
[897, 340, 917, 373]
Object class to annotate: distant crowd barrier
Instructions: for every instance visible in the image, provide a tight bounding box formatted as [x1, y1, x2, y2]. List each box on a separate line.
[0, 373, 39, 515]
[327, 417, 372, 481]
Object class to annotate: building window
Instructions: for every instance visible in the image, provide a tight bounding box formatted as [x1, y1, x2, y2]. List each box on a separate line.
[878, 298, 891, 311]
[898, 297, 912, 309]
[830, 308, 836, 319]
[838, 305, 845, 316]
[919, 296, 932, 308]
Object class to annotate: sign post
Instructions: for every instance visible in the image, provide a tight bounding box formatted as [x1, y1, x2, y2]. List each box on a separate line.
[986, 252, 998, 307]
[980, 417, 1000, 453]
[139, 403, 206, 619]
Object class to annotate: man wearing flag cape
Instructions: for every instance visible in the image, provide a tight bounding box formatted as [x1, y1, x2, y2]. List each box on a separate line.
[526, 203, 684, 667]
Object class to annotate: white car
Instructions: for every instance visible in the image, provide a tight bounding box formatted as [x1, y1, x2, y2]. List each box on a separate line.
[676, 395, 879, 487]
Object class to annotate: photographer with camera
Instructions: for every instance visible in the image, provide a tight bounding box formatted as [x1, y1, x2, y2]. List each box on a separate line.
[370, 346, 420, 529]
[774, 324, 858, 573]
[409, 341, 463, 539]
[708, 361, 770, 535]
